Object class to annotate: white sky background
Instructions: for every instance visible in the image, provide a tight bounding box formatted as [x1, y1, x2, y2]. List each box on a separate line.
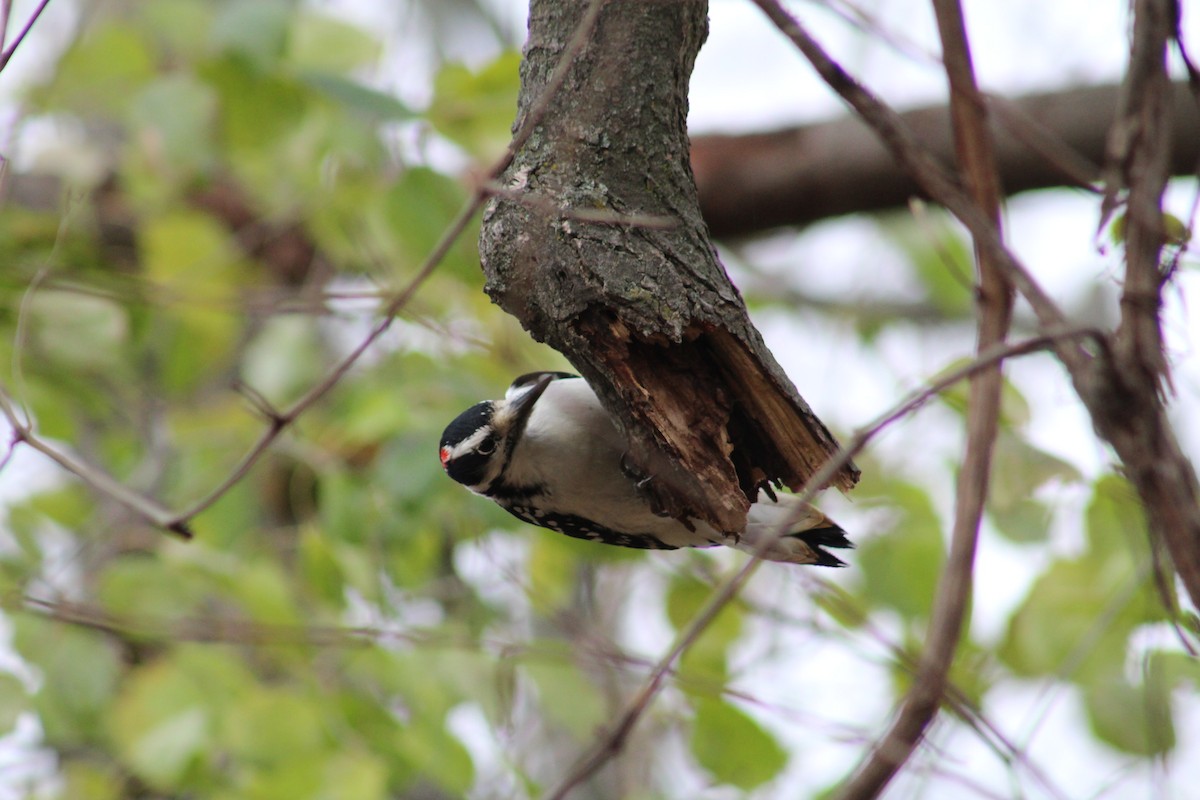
[1, 0, 1199, 797]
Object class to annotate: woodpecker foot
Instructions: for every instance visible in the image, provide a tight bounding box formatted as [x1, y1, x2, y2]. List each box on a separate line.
[620, 453, 671, 518]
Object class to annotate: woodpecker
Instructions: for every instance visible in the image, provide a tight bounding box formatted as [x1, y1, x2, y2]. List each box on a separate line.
[438, 372, 852, 566]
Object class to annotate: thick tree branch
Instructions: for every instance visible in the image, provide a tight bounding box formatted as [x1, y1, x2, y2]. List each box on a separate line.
[480, 0, 858, 537]
[691, 81, 1200, 237]
[7, 83, 1196, 250]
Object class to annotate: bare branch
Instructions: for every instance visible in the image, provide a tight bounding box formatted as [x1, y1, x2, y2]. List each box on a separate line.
[0, 0, 50, 74]
[0, 390, 186, 536]
[4, 0, 612, 537]
[748, 0, 1200, 611]
[543, 327, 1094, 800]
[691, 82, 1200, 237]
[1109, 0, 1176, 391]
[838, 0, 1012, 793]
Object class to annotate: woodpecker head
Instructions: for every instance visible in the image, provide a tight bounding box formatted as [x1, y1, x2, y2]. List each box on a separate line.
[439, 373, 559, 493]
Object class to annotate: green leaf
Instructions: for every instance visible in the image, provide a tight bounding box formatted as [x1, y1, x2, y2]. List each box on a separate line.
[128, 74, 218, 173]
[241, 314, 326, 407]
[428, 52, 521, 160]
[936, 366, 1031, 427]
[136, 0, 216, 62]
[990, 497, 1053, 544]
[287, 13, 381, 73]
[200, 56, 308, 153]
[989, 431, 1082, 512]
[690, 697, 788, 790]
[999, 553, 1164, 680]
[224, 687, 325, 764]
[13, 616, 122, 747]
[854, 478, 944, 619]
[667, 575, 743, 683]
[98, 556, 202, 620]
[141, 211, 241, 287]
[59, 761, 124, 800]
[298, 72, 415, 121]
[527, 535, 584, 611]
[319, 470, 374, 547]
[35, 23, 155, 117]
[238, 758, 327, 800]
[27, 290, 128, 373]
[521, 655, 607, 739]
[297, 527, 347, 606]
[319, 750, 388, 800]
[0, 672, 29, 733]
[110, 659, 211, 790]
[1152, 650, 1200, 693]
[393, 717, 475, 795]
[231, 560, 302, 626]
[1163, 212, 1190, 246]
[1086, 474, 1151, 563]
[381, 167, 471, 272]
[1108, 212, 1128, 245]
[209, 0, 289, 68]
[1083, 666, 1175, 757]
[885, 215, 974, 316]
[28, 485, 94, 530]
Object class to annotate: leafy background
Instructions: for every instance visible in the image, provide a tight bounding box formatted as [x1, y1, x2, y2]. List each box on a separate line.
[0, 0, 1198, 798]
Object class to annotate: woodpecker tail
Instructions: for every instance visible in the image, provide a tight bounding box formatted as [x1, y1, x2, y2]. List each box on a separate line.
[736, 494, 853, 567]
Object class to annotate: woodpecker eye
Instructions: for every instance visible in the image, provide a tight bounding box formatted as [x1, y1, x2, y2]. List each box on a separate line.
[477, 436, 497, 455]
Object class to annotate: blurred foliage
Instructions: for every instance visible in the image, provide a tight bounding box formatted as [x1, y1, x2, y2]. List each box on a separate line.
[0, 1, 1191, 799]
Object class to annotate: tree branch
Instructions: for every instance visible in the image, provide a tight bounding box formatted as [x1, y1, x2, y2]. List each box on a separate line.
[544, 326, 1094, 800]
[481, 0, 859, 540]
[0, 0, 51, 74]
[837, 0, 1012, 793]
[748, 0, 1200, 613]
[691, 81, 1200, 237]
[7, 82, 1196, 251]
[1, 1, 613, 537]
[1109, 0, 1175, 391]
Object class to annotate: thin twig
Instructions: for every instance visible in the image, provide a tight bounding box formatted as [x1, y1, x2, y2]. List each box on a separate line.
[543, 327, 1093, 800]
[0, 0, 51, 73]
[166, 0, 610, 528]
[0, 0, 14, 54]
[0, 390, 182, 532]
[750, 0, 1200, 612]
[748, 0, 1086, 375]
[0, 428, 18, 474]
[6, 0, 612, 537]
[164, 199, 478, 526]
[806, 575, 1072, 800]
[838, 0, 1012, 793]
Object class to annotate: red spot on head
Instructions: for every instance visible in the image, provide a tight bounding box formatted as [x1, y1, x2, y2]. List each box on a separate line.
[439, 446, 450, 469]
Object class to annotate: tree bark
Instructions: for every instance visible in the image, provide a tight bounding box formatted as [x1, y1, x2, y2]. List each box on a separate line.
[691, 81, 1200, 237]
[478, 0, 858, 534]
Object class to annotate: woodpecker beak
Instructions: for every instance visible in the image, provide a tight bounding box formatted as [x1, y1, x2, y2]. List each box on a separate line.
[501, 372, 553, 440]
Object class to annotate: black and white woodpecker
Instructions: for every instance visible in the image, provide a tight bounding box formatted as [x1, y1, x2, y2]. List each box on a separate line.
[439, 372, 852, 566]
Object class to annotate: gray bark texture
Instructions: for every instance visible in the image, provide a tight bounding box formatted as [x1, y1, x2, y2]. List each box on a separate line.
[478, 0, 859, 534]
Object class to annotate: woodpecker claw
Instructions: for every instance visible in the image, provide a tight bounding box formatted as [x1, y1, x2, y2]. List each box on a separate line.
[620, 453, 674, 518]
